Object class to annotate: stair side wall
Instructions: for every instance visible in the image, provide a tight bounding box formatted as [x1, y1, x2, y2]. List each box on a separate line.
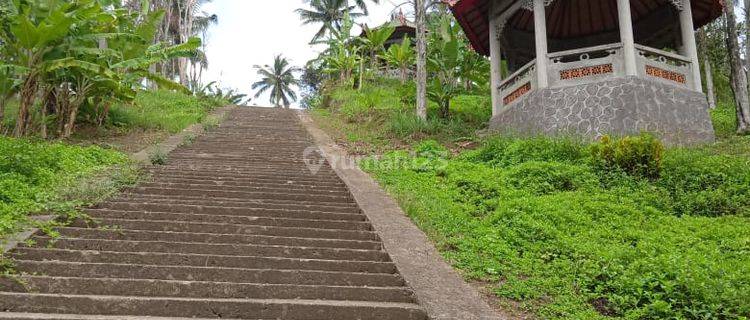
[489, 76, 716, 145]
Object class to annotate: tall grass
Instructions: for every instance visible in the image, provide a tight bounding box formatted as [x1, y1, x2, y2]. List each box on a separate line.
[108, 90, 219, 133]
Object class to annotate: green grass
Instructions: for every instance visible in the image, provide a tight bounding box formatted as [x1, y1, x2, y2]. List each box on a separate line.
[0, 136, 132, 237]
[310, 78, 491, 154]
[362, 136, 750, 319]
[107, 90, 219, 133]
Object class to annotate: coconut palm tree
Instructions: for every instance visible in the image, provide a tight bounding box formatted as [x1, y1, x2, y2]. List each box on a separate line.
[296, 0, 364, 43]
[252, 55, 300, 108]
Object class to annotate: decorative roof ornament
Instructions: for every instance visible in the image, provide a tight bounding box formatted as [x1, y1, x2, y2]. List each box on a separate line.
[521, 0, 556, 11]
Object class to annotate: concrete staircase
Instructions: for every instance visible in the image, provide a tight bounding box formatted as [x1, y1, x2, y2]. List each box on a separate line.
[0, 107, 428, 320]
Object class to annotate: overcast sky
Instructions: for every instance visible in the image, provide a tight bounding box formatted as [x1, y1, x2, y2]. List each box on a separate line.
[199, 0, 403, 107]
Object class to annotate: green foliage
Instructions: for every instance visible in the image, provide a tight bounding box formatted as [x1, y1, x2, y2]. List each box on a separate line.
[461, 135, 588, 167]
[312, 77, 490, 151]
[591, 134, 664, 180]
[504, 161, 599, 195]
[148, 149, 168, 165]
[659, 149, 750, 217]
[0, 0, 201, 138]
[364, 134, 750, 319]
[0, 136, 128, 236]
[107, 90, 218, 133]
[711, 102, 739, 138]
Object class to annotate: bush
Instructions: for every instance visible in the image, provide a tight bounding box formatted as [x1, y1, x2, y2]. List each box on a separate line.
[108, 90, 219, 133]
[362, 135, 750, 319]
[0, 137, 128, 236]
[659, 149, 750, 217]
[504, 161, 599, 195]
[710, 102, 738, 138]
[591, 134, 664, 180]
[462, 135, 588, 167]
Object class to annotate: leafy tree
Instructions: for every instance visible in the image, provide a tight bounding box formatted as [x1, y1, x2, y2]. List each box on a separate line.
[0, 0, 201, 138]
[296, 0, 363, 43]
[381, 37, 415, 83]
[252, 55, 300, 108]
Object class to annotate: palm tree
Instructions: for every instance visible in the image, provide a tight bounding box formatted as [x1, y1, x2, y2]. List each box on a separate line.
[296, 0, 364, 43]
[351, 0, 380, 15]
[252, 55, 300, 108]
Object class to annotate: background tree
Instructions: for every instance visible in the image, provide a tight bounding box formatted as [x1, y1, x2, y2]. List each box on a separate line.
[296, 0, 363, 43]
[413, 0, 428, 120]
[724, 0, 750, 134]
[252, 55, 300, 108]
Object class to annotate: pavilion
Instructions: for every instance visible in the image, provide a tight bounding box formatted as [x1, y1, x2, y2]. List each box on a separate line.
[449, 0, 724, 144]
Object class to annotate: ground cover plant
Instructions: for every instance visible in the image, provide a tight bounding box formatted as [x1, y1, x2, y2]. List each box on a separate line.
[310, 77, 491, 153]
[361, 135, 750, 319]
[0, 137, 131, 237]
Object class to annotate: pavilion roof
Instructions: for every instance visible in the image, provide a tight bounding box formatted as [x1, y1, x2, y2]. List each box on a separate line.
[448, 0, 724, 56]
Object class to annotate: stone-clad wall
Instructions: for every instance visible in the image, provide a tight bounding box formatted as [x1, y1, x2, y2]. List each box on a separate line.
[489, 76, 716, 145]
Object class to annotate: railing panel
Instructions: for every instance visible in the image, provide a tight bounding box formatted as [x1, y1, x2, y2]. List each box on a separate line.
[635, 44, 693, 90]
[547, 43, 625, 87]
[499, 60, 537, 107]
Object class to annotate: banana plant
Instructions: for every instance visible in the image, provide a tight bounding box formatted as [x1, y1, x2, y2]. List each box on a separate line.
[426, 16, 463, 119]
[381, 36, 414, 84]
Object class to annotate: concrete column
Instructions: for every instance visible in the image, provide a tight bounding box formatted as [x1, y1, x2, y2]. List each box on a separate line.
[533, 0, 549, 88]
[617, 0, 638, 76]
[679, 0, 703, 91]
[489, 14, 504, 116]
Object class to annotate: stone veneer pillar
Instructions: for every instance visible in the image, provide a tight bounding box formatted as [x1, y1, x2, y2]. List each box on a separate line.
[679, 0, 703, 91]
[533, 0, 549, 88]
[617, 0, 638, 76]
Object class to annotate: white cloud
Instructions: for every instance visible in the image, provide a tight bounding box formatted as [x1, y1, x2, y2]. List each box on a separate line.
[199, 0, 403, 107]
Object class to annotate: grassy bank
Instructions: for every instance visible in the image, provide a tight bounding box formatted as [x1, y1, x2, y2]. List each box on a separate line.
[310, 78, 750, 318]
[362, 136, 750, 319]
[0, 137, 135, 237]
[310, 78, 491, 154]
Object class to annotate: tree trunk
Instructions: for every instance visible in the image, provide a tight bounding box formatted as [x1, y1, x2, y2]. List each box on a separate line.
[699, 30, 716, 109]
[414, 0, 428, 120]
[745, 0, 750, 79]
[439, 99, 450, 119]
[725, 0, 750, 133]
[358, 56, 365, 91]
[0, 95, 6, 132]
[14, 76, 37, 137]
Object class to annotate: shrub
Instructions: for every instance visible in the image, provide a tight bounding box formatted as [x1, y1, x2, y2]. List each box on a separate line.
[149, 149, 168, 165]
[0, 137, 128, 236]
[591, 134, 664, 180]
[504, 161, 599, 195]
[710, 102, 738, 138]
[659, 149, 750, 217]
[462, 135, 588, 167]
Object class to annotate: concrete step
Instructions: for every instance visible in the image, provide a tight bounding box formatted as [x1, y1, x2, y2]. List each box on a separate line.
[91, 203, 363, 220]
[107, 196, 360, 212]
[12, 260, 405, 287]
[52, 227, 382, 250]
[11, 248, 396, 273]
[82, 210, 371, 230]
[28, 237, 389, 262]
[127, 187, 354, 204]
[138, 182, 349, 196]
[67, 218, 378, 240]
[0, 293, 427, 319]
[102, 196, 362, 214]
[0, 276, 415, 303]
